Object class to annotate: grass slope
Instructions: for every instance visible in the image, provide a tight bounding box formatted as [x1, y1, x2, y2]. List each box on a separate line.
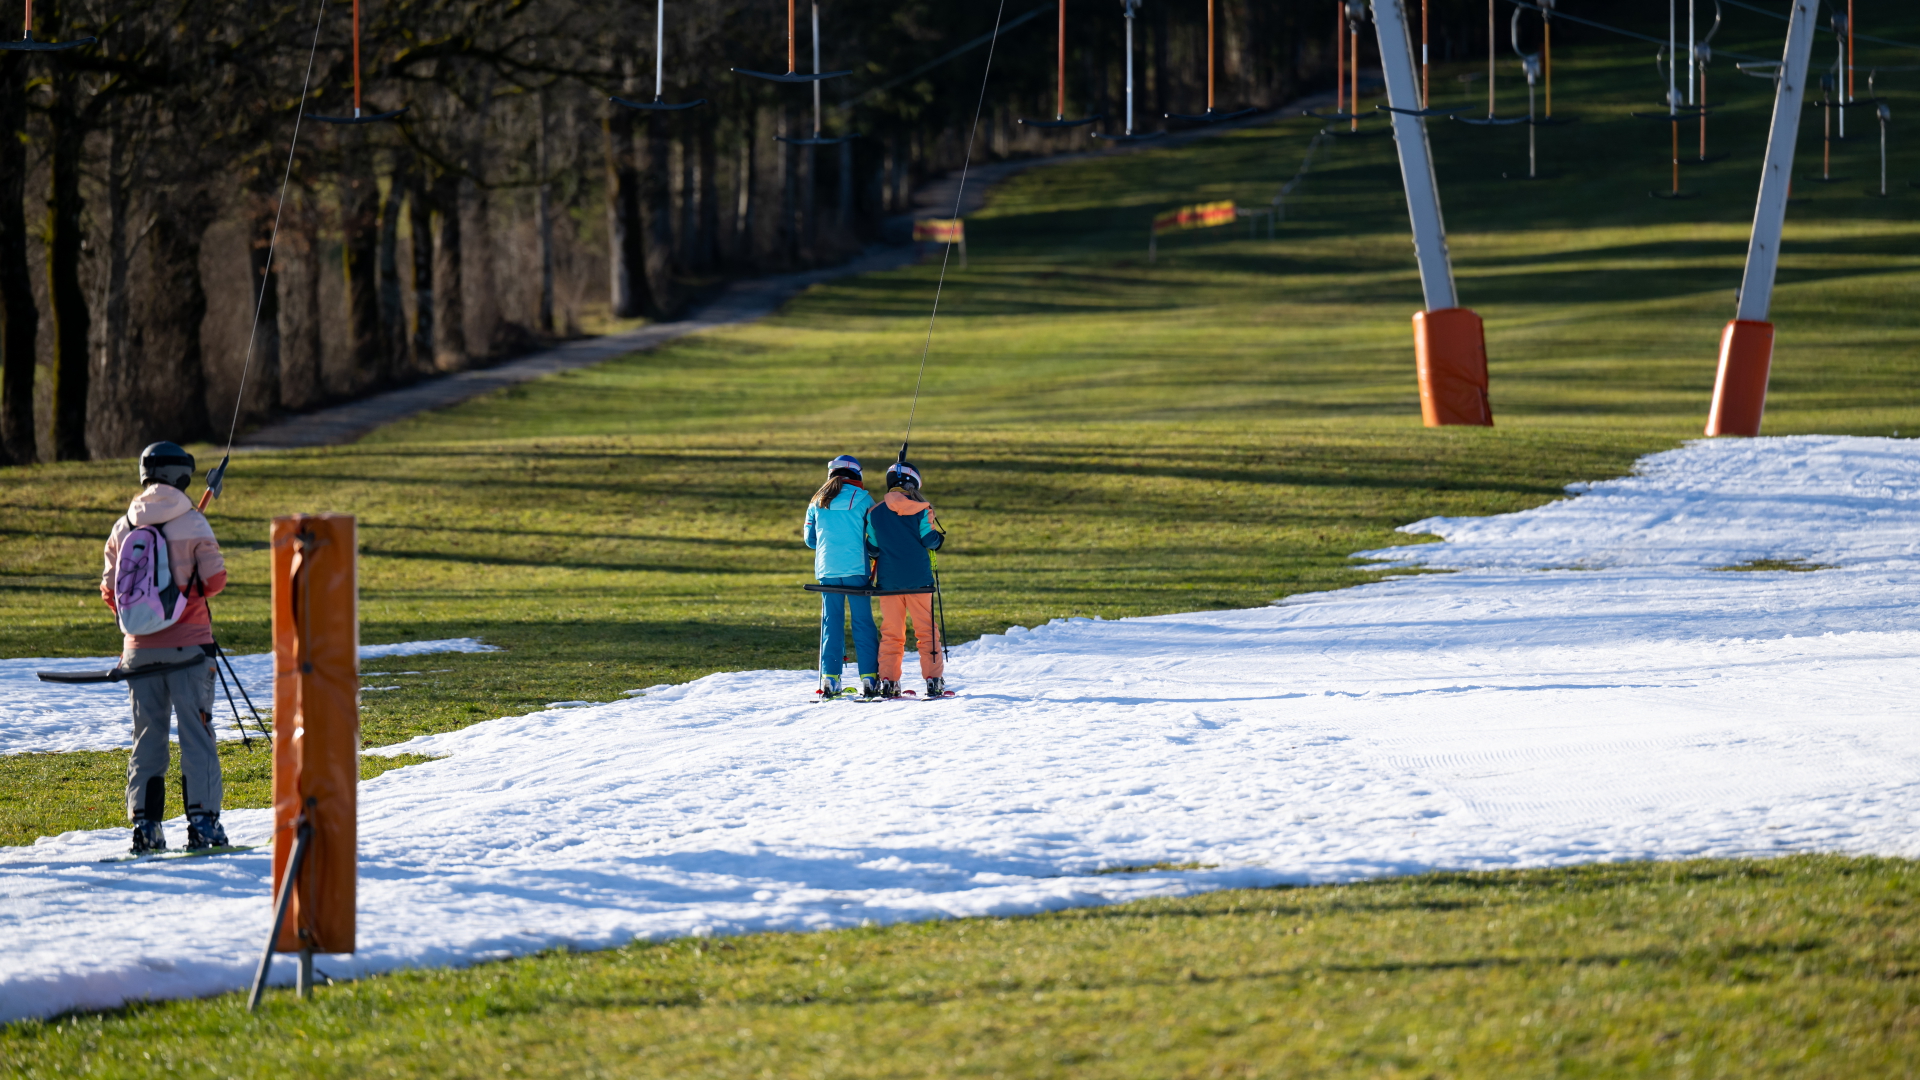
[5, 857, 1917, 1077]
[2, 25, 1919, 1070]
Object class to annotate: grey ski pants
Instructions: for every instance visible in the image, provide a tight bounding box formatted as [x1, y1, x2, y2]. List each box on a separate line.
[125, 645, 222, 822]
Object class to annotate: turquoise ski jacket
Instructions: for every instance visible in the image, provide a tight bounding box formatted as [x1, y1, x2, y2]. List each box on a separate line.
[804, 485, 877, 580]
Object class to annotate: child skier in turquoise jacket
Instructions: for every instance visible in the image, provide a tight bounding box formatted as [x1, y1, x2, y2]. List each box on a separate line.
[803, 455, 879, 698]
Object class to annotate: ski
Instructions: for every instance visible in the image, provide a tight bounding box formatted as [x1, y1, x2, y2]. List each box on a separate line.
[98, 844, 258, 865]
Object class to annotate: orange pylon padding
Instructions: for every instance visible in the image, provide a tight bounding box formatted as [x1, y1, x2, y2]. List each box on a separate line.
[1705, 320, 1774, 437]
[1413, 307, 1493, 427]
[271, 514, 359, 955]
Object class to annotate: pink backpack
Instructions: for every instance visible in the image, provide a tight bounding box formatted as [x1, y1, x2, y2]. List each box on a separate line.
[113, 519, 190, 636]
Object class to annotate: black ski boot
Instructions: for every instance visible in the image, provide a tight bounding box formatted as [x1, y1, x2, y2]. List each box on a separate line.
[924, 676, 946, 698]
[186, 812, 228, 850]
[860, 676, 883, 700]
[130, 819, 167, 855]
[878, 678, 901, 699]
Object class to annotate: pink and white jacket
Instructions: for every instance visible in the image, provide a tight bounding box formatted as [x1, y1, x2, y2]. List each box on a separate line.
[100, 484, 228, 651]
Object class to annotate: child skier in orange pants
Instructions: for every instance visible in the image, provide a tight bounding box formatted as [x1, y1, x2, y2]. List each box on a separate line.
[864, 461, 946, 698]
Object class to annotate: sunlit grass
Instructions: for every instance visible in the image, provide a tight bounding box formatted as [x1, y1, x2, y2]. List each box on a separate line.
[4, 857, 1916, 1077]
[2, 33, 1918, 1069]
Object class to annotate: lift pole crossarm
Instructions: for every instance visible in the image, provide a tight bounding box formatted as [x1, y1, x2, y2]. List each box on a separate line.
[1378, 103, 1470, 117]
[1302, 109, 1374, 122]
[612, 95, 708, 111]
[310, 107, 409, 125]
[1019, 113, 1104, 127]
[731, 67, 853, 83]
[776, 132, 862, 145]
[0, 34, 95, 51]
[1167, 106, 1258, 123]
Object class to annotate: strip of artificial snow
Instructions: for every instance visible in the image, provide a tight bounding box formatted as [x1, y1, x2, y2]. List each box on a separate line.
[1361, 433, 1920, 571]
[0, 639, 499, 755]
[3, 435, 1918, 1023]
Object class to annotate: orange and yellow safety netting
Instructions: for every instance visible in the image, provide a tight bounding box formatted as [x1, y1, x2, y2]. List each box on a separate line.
[1152, 200, 1236, 235]
[912, 219, 965, 243]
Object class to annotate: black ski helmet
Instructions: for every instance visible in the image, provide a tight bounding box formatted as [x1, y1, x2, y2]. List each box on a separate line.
[139, 442, 195, 490]
[885, 461, 922, 490]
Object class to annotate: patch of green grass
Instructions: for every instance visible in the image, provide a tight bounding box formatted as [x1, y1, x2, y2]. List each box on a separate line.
[1714, 558, 1839, 573]
[2, 30, 1919, 1064]
[1091, 860, 1218, 875]
[4, 856, 1917, 1077]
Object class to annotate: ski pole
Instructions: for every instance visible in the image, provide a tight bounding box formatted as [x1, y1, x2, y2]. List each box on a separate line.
[932, 566, 951, 662]
[211, 655, 252, 748]
[216, 641, 272, 740]
[205, 601, 271, 740]
[929, 522, 952, 662]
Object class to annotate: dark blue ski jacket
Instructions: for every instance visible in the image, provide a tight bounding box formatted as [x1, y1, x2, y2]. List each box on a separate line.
[864, 491, 943, 590]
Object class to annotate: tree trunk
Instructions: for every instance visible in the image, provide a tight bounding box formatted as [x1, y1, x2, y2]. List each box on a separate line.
[801, 142, 817, 262]
[679, 133, 702, 269]
[406, 167, 434, 372]
[603, 100, 648, 318]
[132, 190, 212, 446]
[430, 171, 468, 370]
[536, 89, 555, 336]
[891, 133, 908, 215]
[341, 133, 383, 393]
[779, 107, 797, 266]
[837, 139, 854, 235]
[377, 160, 406, 381]
[1222, 0, 1248, 105]
[0, 54, 38, 465]
[1086, 41, 1107, 123]
[864, 136, 884, 237]
[87, 113, 140, 458]
[732, 122, 754, 266]
[1152, 0, 1169, 121]
[245, 193, 283, 424]
[640, 110, 675, 315]
[277, 204, 323, 411]
[463, 175, 501, 355]
[697, 117, 720, 272]
[47, 66, 91, 461]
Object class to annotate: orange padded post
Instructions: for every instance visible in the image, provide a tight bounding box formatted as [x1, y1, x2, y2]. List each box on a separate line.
[1705, 320, 1774, 437]
[1413, 307, 1493, 427]
[270, 514, 359, 955]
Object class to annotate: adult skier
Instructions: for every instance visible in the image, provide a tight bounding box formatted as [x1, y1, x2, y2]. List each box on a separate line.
[804, 454, 880, 698]
[100, 442, 230, 853]
[864, 461, 945, 698]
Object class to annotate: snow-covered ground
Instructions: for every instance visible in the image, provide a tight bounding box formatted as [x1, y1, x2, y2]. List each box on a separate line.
[3, 435, 1918, 1024]
[0, 639, 499, 755]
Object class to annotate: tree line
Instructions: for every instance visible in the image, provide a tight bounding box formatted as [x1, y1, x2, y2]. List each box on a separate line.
[1, 0, 1578, 464]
